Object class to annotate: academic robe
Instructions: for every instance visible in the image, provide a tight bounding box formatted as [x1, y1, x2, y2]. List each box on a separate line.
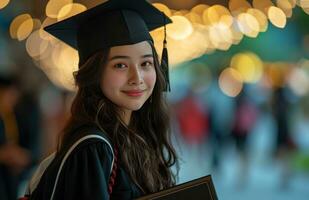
[29, 126, 143, 200]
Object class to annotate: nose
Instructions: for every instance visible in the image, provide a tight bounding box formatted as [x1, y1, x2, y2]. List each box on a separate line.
[128, 66, 143, 85]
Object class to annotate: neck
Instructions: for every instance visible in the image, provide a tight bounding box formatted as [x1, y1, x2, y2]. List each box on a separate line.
[122, 109, 132, 126]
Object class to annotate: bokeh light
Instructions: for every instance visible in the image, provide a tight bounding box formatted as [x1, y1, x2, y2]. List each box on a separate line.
[167, 16, 193, 40]
[268, 6, 287, 28]
[57, 3, 87, 21]
[40, 17, 57, 40]
[288, 67, 309, 96]
[253, 0, 274, 14]
[231, 52, 264, 83]
[276, 0, 293, 18]
[247, 8, 268, 32]
[229, 0, 252, 16]
[46, 0, 73, 18]
[10, 14, 33, 40]
[26, 30, 49, 58]
[236, 13, 260, 38]
[219, 67, 244, 97]
[209, 23, 233, 50]
[152, 3, 172, 17]
[185, 12, 203, 24]
[16, 17, 34, 41]
[0, 0, 9, 9]
[191, 4, 209, 15]
[203, 5, 233, 27]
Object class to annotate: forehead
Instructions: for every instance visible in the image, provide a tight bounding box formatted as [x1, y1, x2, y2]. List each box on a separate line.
[108, 41, 153, 57]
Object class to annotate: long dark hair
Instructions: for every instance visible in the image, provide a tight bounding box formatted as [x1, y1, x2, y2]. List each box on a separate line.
[60, 41, 178, 193]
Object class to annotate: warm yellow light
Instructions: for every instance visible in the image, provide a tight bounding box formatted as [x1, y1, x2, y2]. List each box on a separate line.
[253, 0, 274, 14]
[237, 13, 260, 38]
[154, 23, 210, 66]
[203, 5, 232, 26]
[265, 63, 287, 88]
[229, 0, 252, 16]
[32, 18, 42, 31]
[219, 68, 244, 97]
[40, 17, 57, 40]
[288, 0, 297, 8]
[10, 14, 32, 39]
[57, 3, 87, 21]
[299, 0, 309, 8]
[150, 27, 164, 44]
[268, 6, 286, 28]
[40, 57, 76, 91]
[191, 4, 209, 15]
[26, 30, 49, 58]
[247, 8, 268, 32]
[185, 12, 203, 24]
[16, 18, 34, 41]
[45, 43, 78, 90]
[230, 23, 244, 45]
[166, 16, 193, 40]
[46, 0, 73, 18]
[276, 0, 293, 18]
[0, 0, 9, 9]
[288, 67, 309, 96]
[173, 10, 189, 16]
[184, 24, 210, 57]
[231, 52, 263, 83]
[300, 1, 309, 15]
[209, 23, 233, 50]
[59, 46, 78, 84]
[152, 3, 172, 17]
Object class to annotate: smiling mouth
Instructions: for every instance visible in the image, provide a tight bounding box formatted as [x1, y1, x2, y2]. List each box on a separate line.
[123, 90, 145, 97]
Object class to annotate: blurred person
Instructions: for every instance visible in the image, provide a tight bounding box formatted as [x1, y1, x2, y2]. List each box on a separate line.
[207, 80, 235, 171]
[230, 90, 258, 187]
[271, 87, 295, 188]
[174, 89, 209, 146]
[0, 75, 40, 200]
[21, 0, 179, 199]
[291, 94, 309, 174]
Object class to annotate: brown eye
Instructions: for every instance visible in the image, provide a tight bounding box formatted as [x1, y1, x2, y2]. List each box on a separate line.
[114, 63, 127, 69]
[141, 61, 153, 68]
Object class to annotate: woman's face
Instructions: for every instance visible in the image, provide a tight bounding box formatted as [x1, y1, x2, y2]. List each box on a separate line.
[101, 41, 156, 114]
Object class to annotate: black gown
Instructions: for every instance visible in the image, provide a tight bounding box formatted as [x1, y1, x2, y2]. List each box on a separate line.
[29, 126, 143, 200]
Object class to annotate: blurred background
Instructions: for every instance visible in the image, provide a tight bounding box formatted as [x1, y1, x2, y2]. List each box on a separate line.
[1, 0, 309, 199]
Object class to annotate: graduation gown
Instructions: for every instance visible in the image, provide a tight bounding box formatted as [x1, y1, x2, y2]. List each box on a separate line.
[29, 126, 143, 200]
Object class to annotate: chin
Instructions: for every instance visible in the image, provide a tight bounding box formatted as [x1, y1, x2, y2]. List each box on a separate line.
[125, 104, 144, 111]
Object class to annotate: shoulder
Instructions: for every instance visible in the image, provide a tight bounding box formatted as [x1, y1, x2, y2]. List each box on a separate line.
[51, 130, 114, 199]
[63, 128, 115, 168]
[28, 128, 114, 199]
[62, 125, 114, 158]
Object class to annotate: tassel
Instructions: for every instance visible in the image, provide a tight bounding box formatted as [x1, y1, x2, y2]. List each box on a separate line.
[161, 13, 171, 92]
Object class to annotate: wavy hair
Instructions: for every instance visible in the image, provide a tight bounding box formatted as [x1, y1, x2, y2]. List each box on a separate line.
[60, 41, 178, 193]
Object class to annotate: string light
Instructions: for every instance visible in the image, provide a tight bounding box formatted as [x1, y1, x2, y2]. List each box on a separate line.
[8, 1, 309, 90]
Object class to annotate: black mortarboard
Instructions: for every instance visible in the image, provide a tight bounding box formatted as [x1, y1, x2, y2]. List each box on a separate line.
[44, 0, 171, 91]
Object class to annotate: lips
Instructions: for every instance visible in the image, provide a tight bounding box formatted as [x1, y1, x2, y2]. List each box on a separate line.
[123, 90, 145, 97]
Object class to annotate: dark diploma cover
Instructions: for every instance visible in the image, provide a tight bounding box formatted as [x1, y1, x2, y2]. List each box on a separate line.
[135, 175, 218, 200]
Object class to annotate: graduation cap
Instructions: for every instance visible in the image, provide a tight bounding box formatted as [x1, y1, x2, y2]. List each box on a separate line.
[44, 0, 171, 91]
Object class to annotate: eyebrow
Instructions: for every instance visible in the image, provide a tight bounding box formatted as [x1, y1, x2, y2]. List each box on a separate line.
[108, 54, 153, 61]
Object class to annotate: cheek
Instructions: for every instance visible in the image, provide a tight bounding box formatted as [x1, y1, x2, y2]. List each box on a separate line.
[145, 70, 157, 88]
[101, 70, 125, 92]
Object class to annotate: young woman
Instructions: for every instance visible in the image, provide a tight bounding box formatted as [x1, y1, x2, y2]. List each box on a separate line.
[23, 0, 178, 199]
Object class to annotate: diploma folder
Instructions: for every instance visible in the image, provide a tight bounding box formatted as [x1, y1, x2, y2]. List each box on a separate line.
[135, 175, 218, 200]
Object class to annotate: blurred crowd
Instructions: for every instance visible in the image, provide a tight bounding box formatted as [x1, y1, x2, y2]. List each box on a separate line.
[1, 59, 309, 200]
